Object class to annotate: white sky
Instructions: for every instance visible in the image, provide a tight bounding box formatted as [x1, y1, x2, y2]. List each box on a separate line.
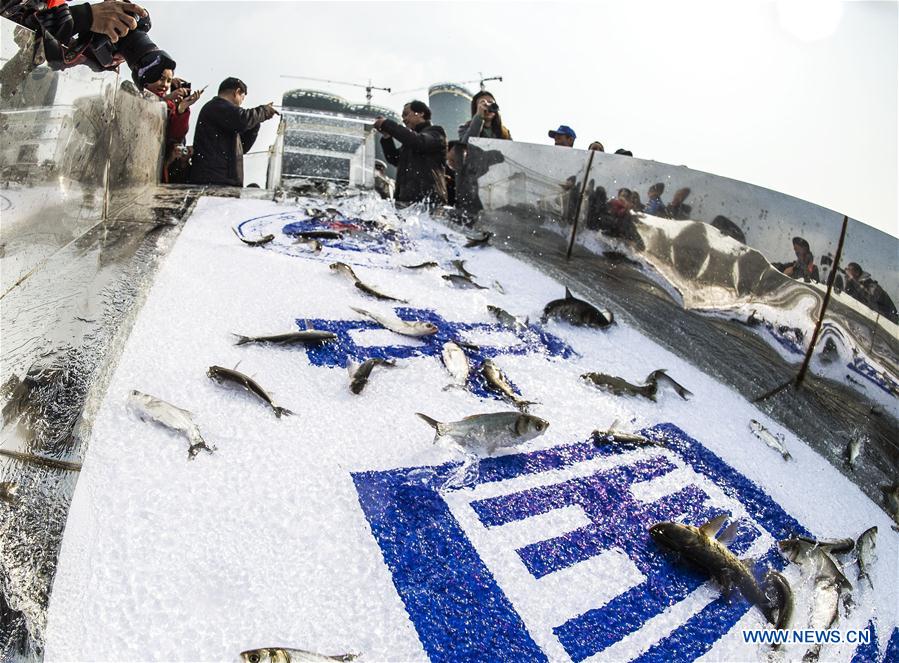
[144, 1, 898, 238]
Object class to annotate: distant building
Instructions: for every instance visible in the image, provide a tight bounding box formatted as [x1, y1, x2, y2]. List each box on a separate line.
[277, 89, 401, 183]
[428, 83, 473, 138]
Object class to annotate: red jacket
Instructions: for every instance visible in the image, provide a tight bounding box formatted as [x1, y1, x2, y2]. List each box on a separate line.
[150, 89, 190, 145]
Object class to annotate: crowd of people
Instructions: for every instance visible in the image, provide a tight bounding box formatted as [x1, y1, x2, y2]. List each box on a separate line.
[2, 0, 896, 324]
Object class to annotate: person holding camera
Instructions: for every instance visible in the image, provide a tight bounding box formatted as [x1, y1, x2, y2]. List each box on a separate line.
[190, 77, 277, 187]
[458, 90, 511, 143]
[373, 100, 447, 205]
[137, 62, 203, 183]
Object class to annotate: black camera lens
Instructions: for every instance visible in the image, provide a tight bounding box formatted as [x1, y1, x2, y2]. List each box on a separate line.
[488, 102, 499, 112]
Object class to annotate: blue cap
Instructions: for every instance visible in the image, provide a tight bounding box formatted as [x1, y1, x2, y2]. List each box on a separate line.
[548, 125, 576, 139]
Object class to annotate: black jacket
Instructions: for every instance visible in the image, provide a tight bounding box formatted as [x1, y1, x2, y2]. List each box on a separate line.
[190, 96, 269, 186]
[379, 119, 446, 204]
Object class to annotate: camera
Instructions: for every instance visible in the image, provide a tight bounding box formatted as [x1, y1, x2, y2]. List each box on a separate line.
[487, 102, 499, 113]
[173, 80, 191, 93]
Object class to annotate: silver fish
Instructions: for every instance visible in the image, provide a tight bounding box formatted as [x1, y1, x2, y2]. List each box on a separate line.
[881, 483, 899, 528]
[0, 481, 18, 506]
[240, 648, 358, 663]
[207, 365, 294, 418]
[441, 342, 469, 388]
[542, 287, 613, 328]
[233, 330, 336, 346]
[350, 306, 438, 337]
[845, 434, 863, 470]
[128, 390, 215, 459]
[348, 358, 396, 394]
[403, 261, 438, 269]
[487, 305, 529, 334]
[778, 535, 854, 560]
[232, 227, 275, 246]
[856, 525, 876, 589]
[293, 238, 322, 253]
[451, 259, 477, 279]
[416, 411, 549, 454]
[329, 261, 361, 282]
[442, 274, 487, 289]
[592, 420, 660, 447]
[802, 551, 851, 662]
[763, 570, 794, 637]
[749, 420, 792, 461]
[464, 230, 493, 248]
[481, 359, 535, 411]
[0, 448, 81, 472]
[330, 262, 407, 302]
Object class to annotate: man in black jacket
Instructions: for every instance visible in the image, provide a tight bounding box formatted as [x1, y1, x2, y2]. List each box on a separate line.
[190, 77, 277, 187]
[374, 100, 446, 205]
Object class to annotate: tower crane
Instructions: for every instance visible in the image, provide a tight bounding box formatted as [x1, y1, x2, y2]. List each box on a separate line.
[390, 73, 504, 96]
[280, 75, 392, 106]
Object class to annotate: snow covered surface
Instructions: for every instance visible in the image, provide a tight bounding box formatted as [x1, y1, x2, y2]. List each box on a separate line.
[44, 194, 897, 661]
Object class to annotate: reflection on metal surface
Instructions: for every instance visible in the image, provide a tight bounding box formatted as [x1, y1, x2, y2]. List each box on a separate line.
[462, 138, 899, 404]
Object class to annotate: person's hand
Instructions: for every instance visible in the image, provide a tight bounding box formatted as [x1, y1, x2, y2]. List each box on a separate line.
[476, 97, 491, 118]
[167, 87, 187, 103]
[262, 102, 278, 120]
[373, 116, 387, 131]
[176, 87, 203, 114]
[90, 0, 148, 43]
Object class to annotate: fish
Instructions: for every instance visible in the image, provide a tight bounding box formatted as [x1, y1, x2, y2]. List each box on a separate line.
[240, 648, 359, 663]
[347, 358, 396, 394]
[481, 359, 535, 411]
[441, 342, 470, 388]
[541, 287, 613, 328]
[296, 230, 343, 240]
[0, 448, 81, 472]
[207, 365, 294, 418]
[844, 434, 863, 470]
[232, 227, 275, 246]
[0, 481, 18, 506]
[855, 526, 876, 589]
[492, 280, 506, 294]
[650, 514, 777, 623]
[749, 420, 792, 461]
[403, 261, 438, 269]
[881, 483, 899, 528]
[464, 230, 493, 248]
[802, 551, 852, 662]
[330, 262, 407, 302]
[644, 369, 693, 400]
[305, 207, 327, 218]
[232, 328, 336, 346]
[451, 259, 476, 279]
[294, 238, 322, 253]
[763, 570, 794, 638]
[350, 306, 438, 337]
[778, 535, 854, 561]
[442, 274, 487, 289]
[591, 420, 660, 447]
[580, 369, 690, 401]
[416, 411, 549, 454]
[128, 390, 215, 460]
[487, 305, 529, 334]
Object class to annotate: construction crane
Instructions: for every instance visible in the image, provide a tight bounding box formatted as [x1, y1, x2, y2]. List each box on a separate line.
[280, 75, 392, 106]
[390, 73, 503, 96]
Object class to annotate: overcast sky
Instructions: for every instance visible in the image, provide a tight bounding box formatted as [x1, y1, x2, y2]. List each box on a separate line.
[143, 1, 897, 238]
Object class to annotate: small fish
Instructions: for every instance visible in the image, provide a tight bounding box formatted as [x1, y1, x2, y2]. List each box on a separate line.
[802, 551, 852, 662]
[855, 526, 876, 589]
[416, 411, 549, 454]
[329, 261, 361, 281]
[582, 372, 654, 399]
[297, 230, 343, 240]
[240, 648, 359, 663]
[350, 306, 437, 337]
[763, 570, 794, 638]
[481, 359, 535, 411]
[0, 481, 18, 506]
[487, 305, 528, 334]
[492, 280, 506, 294]
[591, 420, 659, 447]
[0, 448, 81, 472]
[442, 274, 487, 289]
[207, 365, 294, 418]
[650, 514, 776, 624]
[542, 287, 613, 328]
[403, 261, 438, 269]
[233, 329, 336, 346]
[749, 420, 792, 461]
[644, 369, 693, 400]
[348, 358, 396, 394]
[441, 342, 469, 388]
[330, 262, 407, 302]
[881, 483, 899, 528]
[451, 259, 476, 279]
[294, 238, 322, 253]
[128, 390, 215, 459]
[305, 207, 327, 218]
[464, 230, 493, 248]
[844, 434, 863, 470]
[232, 227, 275, 246]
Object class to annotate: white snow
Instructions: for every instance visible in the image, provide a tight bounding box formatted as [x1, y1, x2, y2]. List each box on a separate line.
[44, 194, 897, 662]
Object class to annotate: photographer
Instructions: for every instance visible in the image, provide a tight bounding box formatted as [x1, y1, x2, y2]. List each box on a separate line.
[373, 100, 447, 205]
[136, 61, 203, 183]
[190, 77, 277, 187]
[458, 90, 512, 143]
